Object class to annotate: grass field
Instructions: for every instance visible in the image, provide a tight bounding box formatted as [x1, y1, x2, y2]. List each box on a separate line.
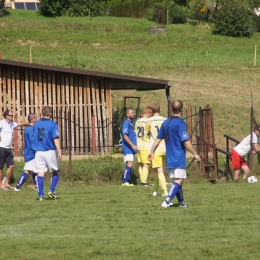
[1, 178, 260, 259]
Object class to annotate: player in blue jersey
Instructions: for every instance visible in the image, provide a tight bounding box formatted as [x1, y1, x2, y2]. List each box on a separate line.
[148, 100, 200, 208]
[31, 106, 62, 201]
[121, 108, 137, 186]
[14, 113, 38, 191]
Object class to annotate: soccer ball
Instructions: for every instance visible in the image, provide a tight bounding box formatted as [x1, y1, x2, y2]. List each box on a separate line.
[247, 176, 258, 183]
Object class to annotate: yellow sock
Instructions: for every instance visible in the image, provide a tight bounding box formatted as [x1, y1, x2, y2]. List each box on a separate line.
[142, 167, 149, 184]
[139, 166, 143, 183]
[158, 172, 168, 195]
[154, 173, 159, 192]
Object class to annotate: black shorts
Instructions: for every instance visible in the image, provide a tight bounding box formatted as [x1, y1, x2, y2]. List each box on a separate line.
[0, 147, 14, 168]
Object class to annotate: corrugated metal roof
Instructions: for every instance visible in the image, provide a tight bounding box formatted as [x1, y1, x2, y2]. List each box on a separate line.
[0, 59, 171, 91]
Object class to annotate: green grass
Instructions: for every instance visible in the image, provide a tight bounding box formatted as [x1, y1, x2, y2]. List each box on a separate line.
[1, 178, 260, 259]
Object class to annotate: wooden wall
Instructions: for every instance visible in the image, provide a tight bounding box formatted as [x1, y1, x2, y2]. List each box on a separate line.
[0, 64, 113, 155]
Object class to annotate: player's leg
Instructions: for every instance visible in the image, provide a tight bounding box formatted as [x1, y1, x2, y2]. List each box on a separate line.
[161, 169, 185, 208]
[34, 151, 47, 200]
[140, 150, 150, 186]
[137, 152, 144, 183]
[14, 170, 29, 191]
[122, 154, 134, 186]
[32, 173, 38, 190]
[176, 186, 187, 207]
[0, 148, 6, 190]
[4, 149, 15, 189]
[231, 150, 242, 181]
[47, 150, 60, 199]
[241, 165, 250, 180]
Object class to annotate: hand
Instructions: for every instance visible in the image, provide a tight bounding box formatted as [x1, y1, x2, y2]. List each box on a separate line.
[194, 154, 200, 162]
[148, 152, 154, 162]
[132, 145, 138, 151]
[252, 150, 256, 155]
[57, 150, 62, 162]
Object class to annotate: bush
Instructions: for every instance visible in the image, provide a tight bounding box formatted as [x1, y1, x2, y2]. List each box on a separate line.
[188, 0, 210, 21]
[212, 0, 256, 37]
[39, 0, 103, 17]
[168, 2, 189, 24]
[0, 0, 7, 17]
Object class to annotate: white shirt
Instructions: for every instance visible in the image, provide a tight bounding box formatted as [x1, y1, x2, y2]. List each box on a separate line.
[234, 132, 258, 157]
[0, 119, 18, 149]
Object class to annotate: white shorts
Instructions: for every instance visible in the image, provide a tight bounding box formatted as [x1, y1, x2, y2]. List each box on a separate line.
[124, 154, 135, 163]
[23, 158, 36, 172]
[34, 150, 59, 173]
[168, 168, 187, 179]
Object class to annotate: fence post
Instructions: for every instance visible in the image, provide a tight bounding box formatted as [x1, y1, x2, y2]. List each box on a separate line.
[92, 114, 97, 154]
[0, 50, 2, 59]
[188, 103, 192, 142]
[14, 116, 18, 156]
[68, 107, 72, 176]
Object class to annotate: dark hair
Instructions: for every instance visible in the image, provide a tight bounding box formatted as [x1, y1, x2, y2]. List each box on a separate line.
[254, 125, 260, 131]
[172, 100, 183, 114]
[3, 110, 12, 118]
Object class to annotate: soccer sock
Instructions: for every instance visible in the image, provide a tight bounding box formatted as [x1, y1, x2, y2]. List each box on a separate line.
[154, 173, 159, 192]
[165, 182, 180, 204]
[50, 172, 59, 193]
[142, 167, 149, 184]
[158, 172, 168, 195]
[16, 172, 28, 188]
[122, 166, 131, 183]
[139, 166, 143, 183]
[32, 173, 37, 186]
[176, 186, 184, 204]
[37, 176, 44, 198]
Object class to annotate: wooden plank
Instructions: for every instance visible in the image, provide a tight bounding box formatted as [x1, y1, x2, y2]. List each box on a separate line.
[100, 79, 107, 153]
[83, 76, 89, 154]
[0, 65, 3, 112]
[34, 70, 38, 117]
[7, 67, 11, 110]
[91, 77, 98, 153]
[2, 67, 7, 111]
[87, 77, 92, 154]
[95, 79, 103, 154]
[70, 73, 75, 154]
[105, 79, 113, 148]
[56, 73, 61, 132]
[52, 71, 57, 113]
[60, 73, 66, 153]
[42, 70, 47, 107]
[29, 68, 34, 113]
[78, 76, 83, 154]
[24, 68, 30, 115]
[38, 70, 43, 116]
[64, 74, 70, 154]
[47, 71, 52, 105]
[74, 75, 79, 154]
[20, 68, 26, 120]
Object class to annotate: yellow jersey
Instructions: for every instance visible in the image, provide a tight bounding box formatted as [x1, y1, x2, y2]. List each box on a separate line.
[135, 117, 150, 151]
[146, 115, 166, 155]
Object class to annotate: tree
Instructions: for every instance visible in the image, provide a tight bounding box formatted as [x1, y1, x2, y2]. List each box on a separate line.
[39, 0, 69, 17]
[0, 0, 7, 17]
[212, 0, 255, 37]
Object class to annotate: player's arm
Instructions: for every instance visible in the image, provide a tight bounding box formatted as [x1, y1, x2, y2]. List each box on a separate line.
[148, 138, 162, 161]
[252, 143, 260, 153]
[183, 140, 200, 161]
[54, 138, 62, 162]
[17, 122, 29, 127]
[123, 134, 138, 151]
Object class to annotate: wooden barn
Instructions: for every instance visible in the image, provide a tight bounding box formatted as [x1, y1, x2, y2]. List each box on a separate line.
[0, 58, 171, 156]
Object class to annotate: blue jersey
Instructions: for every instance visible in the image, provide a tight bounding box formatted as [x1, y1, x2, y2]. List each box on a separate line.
[121, 119, 137, 155]
[157, 116, 189, 168]
[23, 125, 35, 162]
[31, 118, 59, 151]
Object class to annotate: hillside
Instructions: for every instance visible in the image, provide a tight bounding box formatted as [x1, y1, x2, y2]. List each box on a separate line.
[1, 9, 260, 148]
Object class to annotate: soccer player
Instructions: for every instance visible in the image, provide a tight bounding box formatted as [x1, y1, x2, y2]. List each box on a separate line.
[135, 106, 152, 186]
[31, 106, 62, 201]
[148, 100, 200, 209]
[230, 125, 260, 181]
[0, 110, 28, 190]
[121, 108, 137, 186]
[14, 113, 38, 191]
[146, 103, 168, 196]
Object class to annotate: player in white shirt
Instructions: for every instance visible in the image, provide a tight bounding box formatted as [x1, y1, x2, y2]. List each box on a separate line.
[135, 106, 152, 186]
[230, 125, 260, 181]
[0, 110, 28, 190]
[145, 103, 168, 196]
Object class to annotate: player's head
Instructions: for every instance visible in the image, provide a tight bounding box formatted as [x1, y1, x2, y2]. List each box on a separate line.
[42, 106, 53, 118]
[28, 113, 37, 123]
[254, 125, 260, 135]
[143, 106, 152, 117]
[3, 110, 13, 120]
[125, 108, 135, 120]
[172, 100, 183, 115]
[151, 103, 160, 114]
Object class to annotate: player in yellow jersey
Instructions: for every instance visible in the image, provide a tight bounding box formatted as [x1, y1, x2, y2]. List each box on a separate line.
[135, 106, 153, 186]
[145, 103, 168, 196]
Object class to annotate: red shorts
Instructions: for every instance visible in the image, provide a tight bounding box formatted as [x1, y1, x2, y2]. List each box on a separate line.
[230, 149, 247, 170]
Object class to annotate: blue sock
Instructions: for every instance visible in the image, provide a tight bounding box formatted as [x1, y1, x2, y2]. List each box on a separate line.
[32, 173, 37, 186]
[176, 186, 184, 203]
[16, 172, 28, 188]
[37, 176, 44, 198]
[122, 166, 131, 183]
[50, 172, 59, 193]
[165, 182, 180, 204]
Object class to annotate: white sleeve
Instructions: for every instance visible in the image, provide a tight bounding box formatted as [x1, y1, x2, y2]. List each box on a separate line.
[252, 132, 258, 144]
